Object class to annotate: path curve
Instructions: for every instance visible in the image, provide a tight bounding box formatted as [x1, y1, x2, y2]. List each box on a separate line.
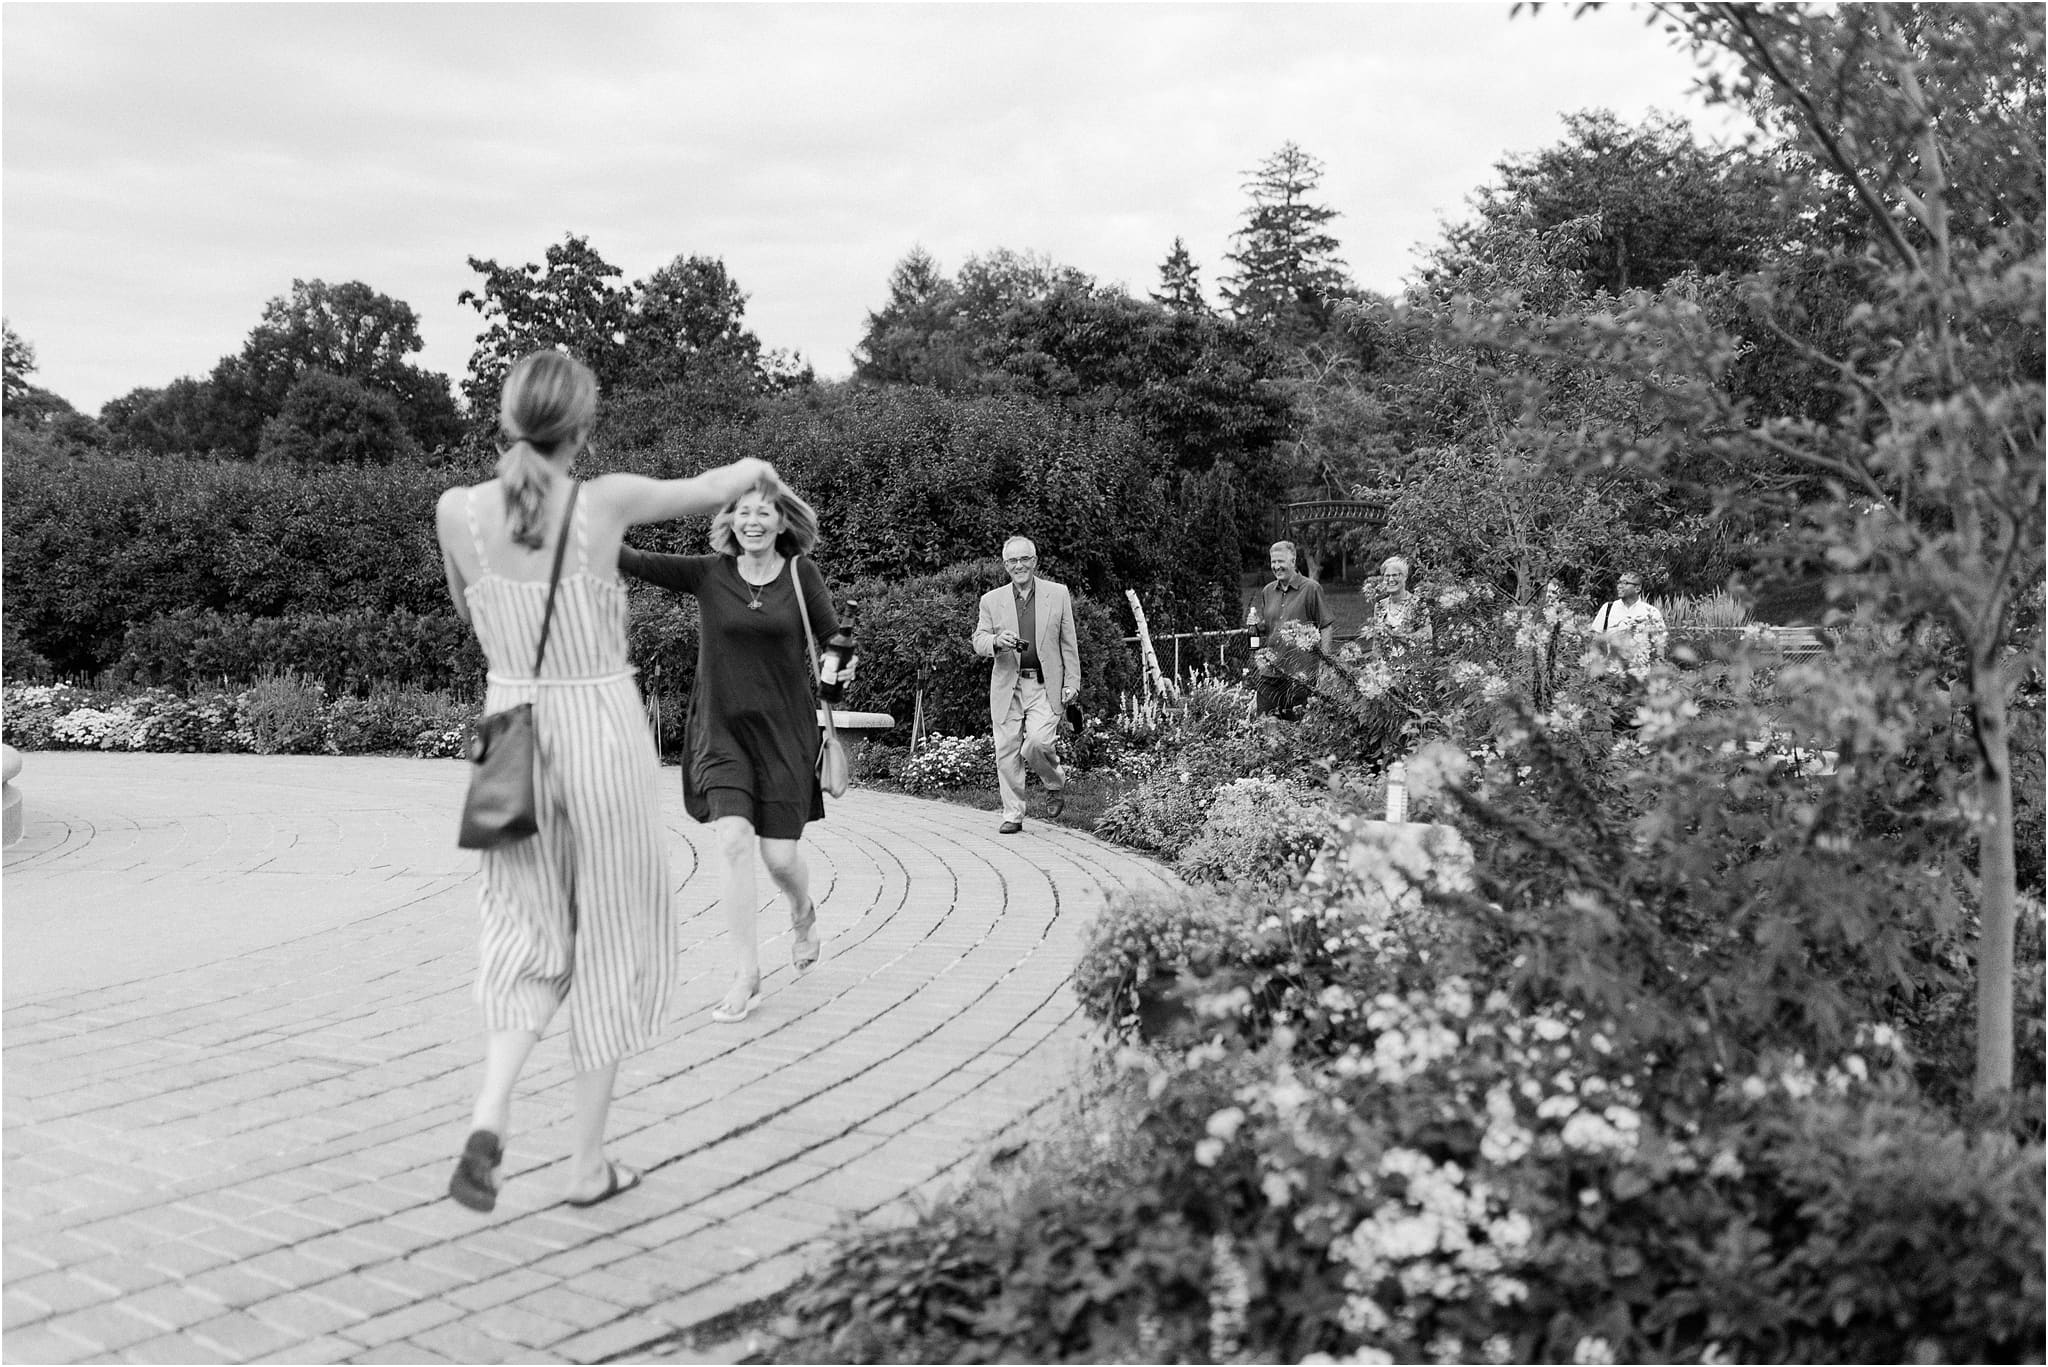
[2, 753, 1175, 1364]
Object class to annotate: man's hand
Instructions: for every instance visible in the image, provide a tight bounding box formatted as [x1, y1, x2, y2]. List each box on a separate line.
[997, 629, 1022, 651]
[1063, 686, 1078, 704]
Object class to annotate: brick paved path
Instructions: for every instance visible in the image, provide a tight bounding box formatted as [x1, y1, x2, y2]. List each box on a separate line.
[2, 754, 1173, 1364]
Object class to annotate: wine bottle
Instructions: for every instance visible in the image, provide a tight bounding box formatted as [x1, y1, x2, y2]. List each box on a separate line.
[1244, 599, 1262, 651]
[818, 599, 859, 704]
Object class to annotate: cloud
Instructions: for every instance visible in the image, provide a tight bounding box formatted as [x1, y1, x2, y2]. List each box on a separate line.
[3, 2, 1740, 411]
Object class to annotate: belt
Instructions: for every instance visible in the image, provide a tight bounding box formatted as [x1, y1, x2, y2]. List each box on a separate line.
[487, 668, 638, 687]
[1017, 667, 1042, 681]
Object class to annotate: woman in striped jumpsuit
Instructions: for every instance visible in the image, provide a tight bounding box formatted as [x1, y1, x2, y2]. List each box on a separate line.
[434, 349, 778, 1211]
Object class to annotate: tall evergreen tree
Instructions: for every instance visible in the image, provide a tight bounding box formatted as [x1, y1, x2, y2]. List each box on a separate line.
[853, 247, 971, 388]
[1221, 143, 1351, 345]
[1151, 237, 1210, 313]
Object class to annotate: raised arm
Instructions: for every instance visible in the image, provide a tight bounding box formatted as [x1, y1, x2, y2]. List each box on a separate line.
[597, 456, 779, 528]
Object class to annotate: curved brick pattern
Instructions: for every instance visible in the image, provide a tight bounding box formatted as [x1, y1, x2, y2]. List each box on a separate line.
[3, 753, 1174, 1363]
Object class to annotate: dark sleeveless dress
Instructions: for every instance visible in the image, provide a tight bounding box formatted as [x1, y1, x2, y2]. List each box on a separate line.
[617, 549, 838, 838]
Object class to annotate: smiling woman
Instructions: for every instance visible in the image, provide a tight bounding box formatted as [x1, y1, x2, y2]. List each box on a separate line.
[616, 477, 844, 1023]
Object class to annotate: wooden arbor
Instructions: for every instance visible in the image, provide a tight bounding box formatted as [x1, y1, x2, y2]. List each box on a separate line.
[1281, 498, 1388, 582]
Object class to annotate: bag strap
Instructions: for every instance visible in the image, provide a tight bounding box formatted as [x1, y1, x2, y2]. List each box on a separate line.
[531, 482, 579, 678]
[790, 554, 840, 744]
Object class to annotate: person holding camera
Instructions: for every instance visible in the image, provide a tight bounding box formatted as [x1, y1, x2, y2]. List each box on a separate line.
[972, 536, 1079, 835]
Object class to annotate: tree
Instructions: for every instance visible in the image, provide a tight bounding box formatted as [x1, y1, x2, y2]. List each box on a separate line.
[1221, 143, 1352, 346]
[254, 370, 418, 466]
[1537, 2, 2044, 1097]
[1444, 108, 1787, 297]
[854, 247, 971, 387]
[3, 320, 36, 409]
[459, 233, 632, 433]
[214, 279, 462, 458]
[1152, 238, 1211, 313]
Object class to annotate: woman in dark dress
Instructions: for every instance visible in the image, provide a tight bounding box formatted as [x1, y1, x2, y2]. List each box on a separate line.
[618, 479, 845, 1023]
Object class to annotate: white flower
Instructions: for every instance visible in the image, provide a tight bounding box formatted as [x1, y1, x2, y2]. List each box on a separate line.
[1573, 1335, 1617, 1365]
[1707, 1150, 1745, 1180]
[1531, 1016, 1570, 1042]
[1205, 1106, 1246, 1141]
[1741, 1076, 1769, 1101]
[1262, 1171, 1293, 1207]
[1194, 1137, 1225, 1167]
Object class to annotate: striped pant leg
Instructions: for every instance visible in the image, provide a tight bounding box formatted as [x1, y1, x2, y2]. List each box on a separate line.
[474, 800, 575, 1035]
[548, 683, 675, 1073]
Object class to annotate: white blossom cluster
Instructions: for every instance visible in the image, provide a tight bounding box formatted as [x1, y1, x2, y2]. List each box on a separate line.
[1328, 1146, 1534, 1345]
[50, 703, 151, 749]
[896, 733, 995, 792]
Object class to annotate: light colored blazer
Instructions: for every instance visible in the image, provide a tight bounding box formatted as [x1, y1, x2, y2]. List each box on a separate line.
[972, 576, 1081, 716]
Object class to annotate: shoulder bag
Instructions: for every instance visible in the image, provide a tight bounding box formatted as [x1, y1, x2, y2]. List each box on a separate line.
[457, 483, 578, 850]
[792, 554, 851, 799]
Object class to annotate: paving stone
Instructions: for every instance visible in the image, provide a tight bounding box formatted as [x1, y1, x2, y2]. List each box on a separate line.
[37, 1302, 163, 1355]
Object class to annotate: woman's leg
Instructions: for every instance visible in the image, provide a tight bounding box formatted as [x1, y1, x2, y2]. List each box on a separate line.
[759, 836, 817, 967]
[562, 1059, 622, 1200]
[711, 813, 763, 995]
[471, 1028, 540, 1138]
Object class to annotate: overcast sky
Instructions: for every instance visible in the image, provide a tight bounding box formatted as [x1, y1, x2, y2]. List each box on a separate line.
[3, 2, 1747, 414]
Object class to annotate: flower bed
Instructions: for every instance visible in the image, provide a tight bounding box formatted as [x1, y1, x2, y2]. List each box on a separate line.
[1, 679, 476, 759]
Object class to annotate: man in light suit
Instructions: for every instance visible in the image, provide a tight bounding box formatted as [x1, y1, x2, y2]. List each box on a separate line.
[972, 535, 1081, 835]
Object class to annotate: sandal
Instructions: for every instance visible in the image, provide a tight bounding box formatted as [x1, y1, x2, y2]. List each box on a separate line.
[448, 1129, 502, 1212]
[711, 973, 763, 1024]
[791, 901, 821, 973]
[565, 1160, 643, 1208]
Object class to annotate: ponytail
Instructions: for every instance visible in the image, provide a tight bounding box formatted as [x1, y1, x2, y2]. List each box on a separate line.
[496, 437, 556, 550]
[495, 349, 598, 550]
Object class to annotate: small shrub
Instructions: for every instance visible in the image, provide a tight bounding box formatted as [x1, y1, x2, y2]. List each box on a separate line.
[1092, 763, 1217, 860]
[1173, 775, 1329, 888]
[1071, 885, 1265, 1037]
[136, 692, 245, 753]
[897, 733, 994, 793]
[50, 702, 150, 750]
[235, 672, 327, 755]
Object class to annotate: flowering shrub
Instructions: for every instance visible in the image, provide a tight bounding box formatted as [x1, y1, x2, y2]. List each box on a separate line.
[51, 702, 151, 750]
[896, 733, 995, 793]
[3, 678, 479, 759]
[136, 693, 246, 753]
[1071, 885, 1265, 1037]
[1173, 775, 1330, 888]
[2, 683, 87, 749]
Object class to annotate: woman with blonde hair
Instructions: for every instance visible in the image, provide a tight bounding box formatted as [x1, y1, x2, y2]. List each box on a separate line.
[434, 348, 778, 1211]
[619, 477, 846, 1024]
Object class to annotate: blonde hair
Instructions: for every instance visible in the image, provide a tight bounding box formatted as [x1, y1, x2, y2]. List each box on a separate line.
[708, 478, 820, 558]
[497, 349, 597, 549]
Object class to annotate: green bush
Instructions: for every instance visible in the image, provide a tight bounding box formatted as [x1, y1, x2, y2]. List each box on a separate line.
[1070, 886, 1265, 1038]
[114, 607, 484, 696]
[234, 673, 328, 755]
[1173, 775, 1329, 888]
[136, 691, 246, 753]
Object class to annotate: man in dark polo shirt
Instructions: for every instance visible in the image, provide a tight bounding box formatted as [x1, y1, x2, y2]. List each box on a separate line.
[971, 536, 1080, 834]
[1251, 539, 1333, 719]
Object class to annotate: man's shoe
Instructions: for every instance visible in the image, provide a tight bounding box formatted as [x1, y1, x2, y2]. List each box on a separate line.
[1044, 792, 1065, 820]
[998, 819, 1024, 835]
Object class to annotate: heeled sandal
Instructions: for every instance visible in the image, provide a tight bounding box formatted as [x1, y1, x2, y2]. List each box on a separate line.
[791, 901, 821, 973]
[711, 973, 763, 1024]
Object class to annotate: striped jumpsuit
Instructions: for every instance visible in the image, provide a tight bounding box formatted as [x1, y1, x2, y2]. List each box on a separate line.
[463, 487, 673, 1073]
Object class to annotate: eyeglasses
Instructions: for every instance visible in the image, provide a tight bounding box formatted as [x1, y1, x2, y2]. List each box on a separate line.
[1004, 556, 1037, 566]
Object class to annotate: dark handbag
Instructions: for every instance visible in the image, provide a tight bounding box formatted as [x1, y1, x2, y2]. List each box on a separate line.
[792, 555, 851, 800]
[457, 484, 578, 850]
